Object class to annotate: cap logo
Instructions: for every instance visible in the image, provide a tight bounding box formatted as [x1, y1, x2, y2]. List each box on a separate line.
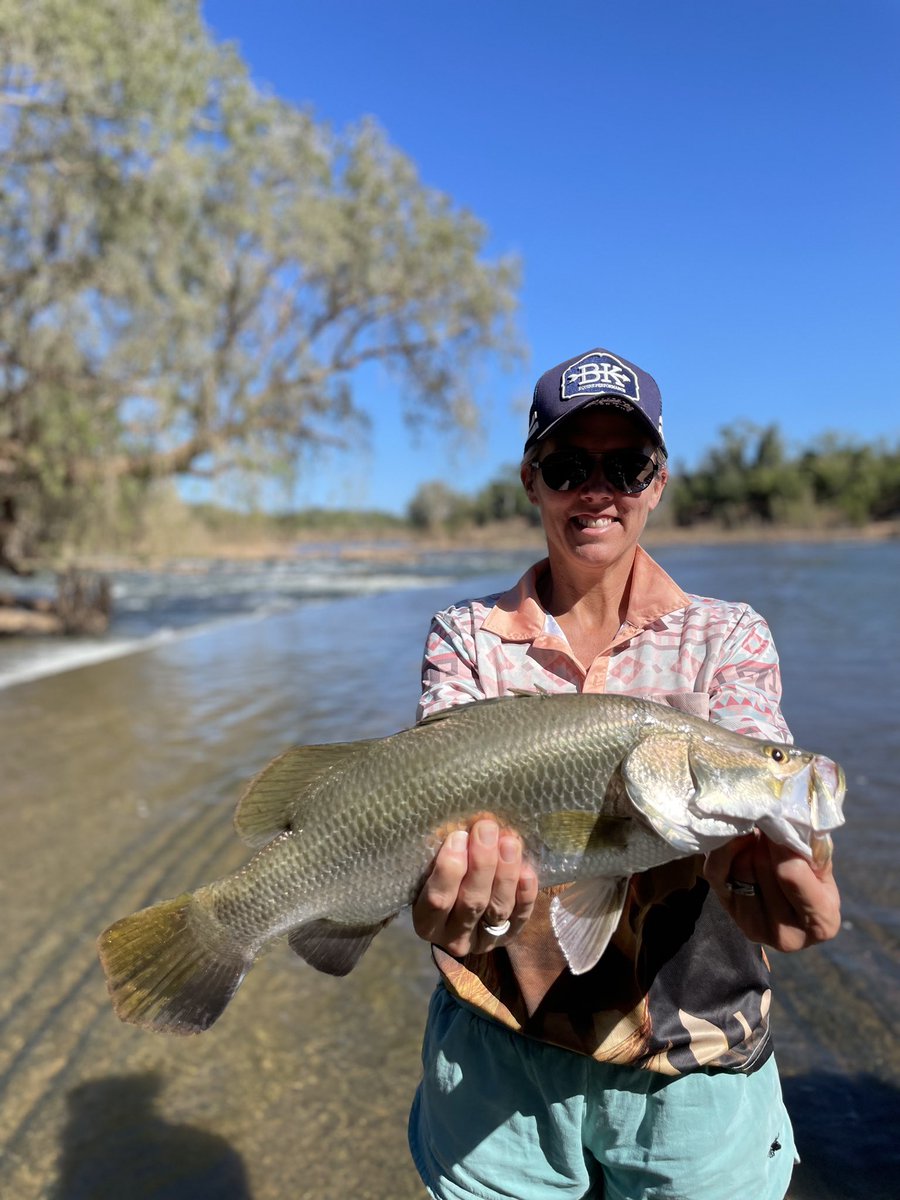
[561, 352, 639, 404]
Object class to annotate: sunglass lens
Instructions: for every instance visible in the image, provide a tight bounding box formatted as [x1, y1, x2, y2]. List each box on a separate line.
[537, 453, 591, 491]
[604, 452, 656, 494]
[537, 451, 656, 494]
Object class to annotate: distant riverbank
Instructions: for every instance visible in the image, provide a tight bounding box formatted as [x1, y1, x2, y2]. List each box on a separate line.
[66, 516, 900, 573]
[3, 518, 897, 642]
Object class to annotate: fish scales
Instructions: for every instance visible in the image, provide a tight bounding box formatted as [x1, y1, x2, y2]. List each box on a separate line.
[97, 693, 846, 1035]
[207, 694, 656, 933]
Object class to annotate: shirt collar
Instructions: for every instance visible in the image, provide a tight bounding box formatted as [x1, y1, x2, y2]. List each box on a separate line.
[481, 545, 690, 643]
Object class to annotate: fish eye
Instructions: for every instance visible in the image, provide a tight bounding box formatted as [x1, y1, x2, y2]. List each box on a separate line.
[766, 746, 786, 763]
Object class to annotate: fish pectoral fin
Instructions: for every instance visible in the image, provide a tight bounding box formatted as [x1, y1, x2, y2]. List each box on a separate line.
[549, 876, 629, 975]
[235, 741, 376, 847]
[287, 915, 395, 977]
[620, 736, 699, 853]
[538, 811, 632, 856]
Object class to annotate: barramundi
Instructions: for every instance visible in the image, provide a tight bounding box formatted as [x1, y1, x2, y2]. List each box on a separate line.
[97, 693, 845, 1035]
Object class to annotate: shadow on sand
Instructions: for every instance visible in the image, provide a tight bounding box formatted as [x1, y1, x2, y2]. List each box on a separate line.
[784, 1071, 900, 1200]
[46, 1068, 898, 1199]
[50, 1073, 251, 1200]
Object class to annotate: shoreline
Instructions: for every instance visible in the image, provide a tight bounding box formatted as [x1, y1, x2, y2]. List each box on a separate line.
[65, 517, 900, 572]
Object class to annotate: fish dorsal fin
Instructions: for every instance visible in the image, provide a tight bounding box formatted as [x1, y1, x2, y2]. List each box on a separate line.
[550, 876, 629, 974]
[620, 735, 699, 854]
[416, 692, 545, 729]
[287, 915, 395, 976]
[234, 741, 375, 847]
[538, 811, 632, 856]
[417, 706, 465, 727]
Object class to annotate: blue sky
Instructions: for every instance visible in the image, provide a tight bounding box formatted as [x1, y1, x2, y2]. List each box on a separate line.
[203, 0, 899, 515]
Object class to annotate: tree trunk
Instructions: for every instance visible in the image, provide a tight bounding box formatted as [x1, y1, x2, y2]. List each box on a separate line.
[0, 569, 112, 636]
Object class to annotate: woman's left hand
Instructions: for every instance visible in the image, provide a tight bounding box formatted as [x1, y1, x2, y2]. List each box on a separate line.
[704, 829, 842, 952]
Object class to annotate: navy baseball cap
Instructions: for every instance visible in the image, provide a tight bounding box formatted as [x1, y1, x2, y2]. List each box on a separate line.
[525, 348, 666, 456]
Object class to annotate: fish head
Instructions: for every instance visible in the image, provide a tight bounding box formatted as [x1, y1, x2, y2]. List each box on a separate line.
[687, 736, 846, 860]
[620, 731, 755, 853]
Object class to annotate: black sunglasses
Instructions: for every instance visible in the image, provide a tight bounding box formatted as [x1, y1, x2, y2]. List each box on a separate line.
[534, 448, 659, 495]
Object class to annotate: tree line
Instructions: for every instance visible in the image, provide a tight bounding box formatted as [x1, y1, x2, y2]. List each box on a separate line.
[406, 424, 900, 533]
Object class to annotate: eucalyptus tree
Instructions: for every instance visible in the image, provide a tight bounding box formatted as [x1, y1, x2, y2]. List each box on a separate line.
[0, 0, 520, 572]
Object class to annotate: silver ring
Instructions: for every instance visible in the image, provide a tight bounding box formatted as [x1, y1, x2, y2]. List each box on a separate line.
[481, 918, 511, 937]
[725, 878, 760, 898]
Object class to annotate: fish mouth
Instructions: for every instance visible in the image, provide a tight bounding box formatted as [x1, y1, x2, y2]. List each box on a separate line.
[755, 756, 846, 858]
[808, 755, 846, 831]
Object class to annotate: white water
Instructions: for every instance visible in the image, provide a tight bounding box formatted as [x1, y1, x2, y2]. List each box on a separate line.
[0, 549, 530, 690]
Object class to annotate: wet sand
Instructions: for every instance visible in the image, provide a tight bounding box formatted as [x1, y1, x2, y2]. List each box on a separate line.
[1, 578, 897, 1199]
[0, 594, 438, 1200]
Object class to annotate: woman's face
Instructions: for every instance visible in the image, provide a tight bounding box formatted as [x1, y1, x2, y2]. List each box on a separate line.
[521, 408, 667, 578]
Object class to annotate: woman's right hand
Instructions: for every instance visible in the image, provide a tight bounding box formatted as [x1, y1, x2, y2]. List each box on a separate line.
[412, 819, 539, 956]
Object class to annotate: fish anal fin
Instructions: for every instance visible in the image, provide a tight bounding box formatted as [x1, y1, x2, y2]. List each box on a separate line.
[549, 876, 630, 975]
[539, 811, 632, 856]
[234, 741, 374, 847]
[287, 915, 395, 977]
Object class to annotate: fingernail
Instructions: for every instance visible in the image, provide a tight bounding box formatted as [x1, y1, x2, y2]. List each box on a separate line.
[475, 821, 498, 847]
[499, 835, 520, 863]
[448, 830, 468, 853]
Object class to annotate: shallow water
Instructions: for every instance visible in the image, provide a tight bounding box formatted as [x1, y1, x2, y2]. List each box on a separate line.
[0, 540, 896, 1198]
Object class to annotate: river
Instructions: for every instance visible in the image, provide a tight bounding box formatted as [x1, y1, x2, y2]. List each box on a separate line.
[0, 539, 896, 1198]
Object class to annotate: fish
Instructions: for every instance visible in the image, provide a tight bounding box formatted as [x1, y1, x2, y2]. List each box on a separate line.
[97, 692, 845, 1035]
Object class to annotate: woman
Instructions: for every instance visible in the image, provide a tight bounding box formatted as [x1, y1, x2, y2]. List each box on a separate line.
[408, 347, 841, 1200]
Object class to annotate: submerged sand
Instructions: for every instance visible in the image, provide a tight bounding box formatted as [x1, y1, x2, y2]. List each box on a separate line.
[0, 573, 896, 1199]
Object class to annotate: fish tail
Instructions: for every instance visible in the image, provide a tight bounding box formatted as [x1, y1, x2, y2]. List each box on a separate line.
[97, 892, 251, 1035]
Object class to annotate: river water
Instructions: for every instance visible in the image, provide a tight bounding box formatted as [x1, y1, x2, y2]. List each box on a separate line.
[0, 539, 896, 1198]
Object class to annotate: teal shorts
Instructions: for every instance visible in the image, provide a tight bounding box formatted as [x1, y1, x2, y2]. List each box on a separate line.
[409, 985, 797, 1200]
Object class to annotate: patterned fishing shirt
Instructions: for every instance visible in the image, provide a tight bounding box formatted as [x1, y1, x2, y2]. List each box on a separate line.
[417, 546, 793, 1076]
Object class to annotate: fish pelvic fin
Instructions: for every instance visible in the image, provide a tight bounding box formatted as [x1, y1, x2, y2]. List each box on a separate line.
[235, 740, 377, 847]
[550, 876, 630, 975]
[97, 894, 251, 1035]
[288, 915, 396, 976]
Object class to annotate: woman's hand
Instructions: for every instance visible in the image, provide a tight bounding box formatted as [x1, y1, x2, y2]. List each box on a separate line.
[704, 829, 842, 952]
[412, 819, 539, 956]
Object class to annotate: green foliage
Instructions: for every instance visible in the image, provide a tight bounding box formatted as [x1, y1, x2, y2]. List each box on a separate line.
[192, 503, 405, 539]
[407, 481, 472, 532]
[0, 0, 521, 571]
[407, 464, 541, 532]
[468, 465, 541, 527]
[405, 427, 900, 538]
[669, 424, 900, 529]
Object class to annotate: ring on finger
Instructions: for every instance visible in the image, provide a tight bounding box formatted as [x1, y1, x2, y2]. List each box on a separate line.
[481, 918, 512, 937]
[725, 878, 760, 898]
